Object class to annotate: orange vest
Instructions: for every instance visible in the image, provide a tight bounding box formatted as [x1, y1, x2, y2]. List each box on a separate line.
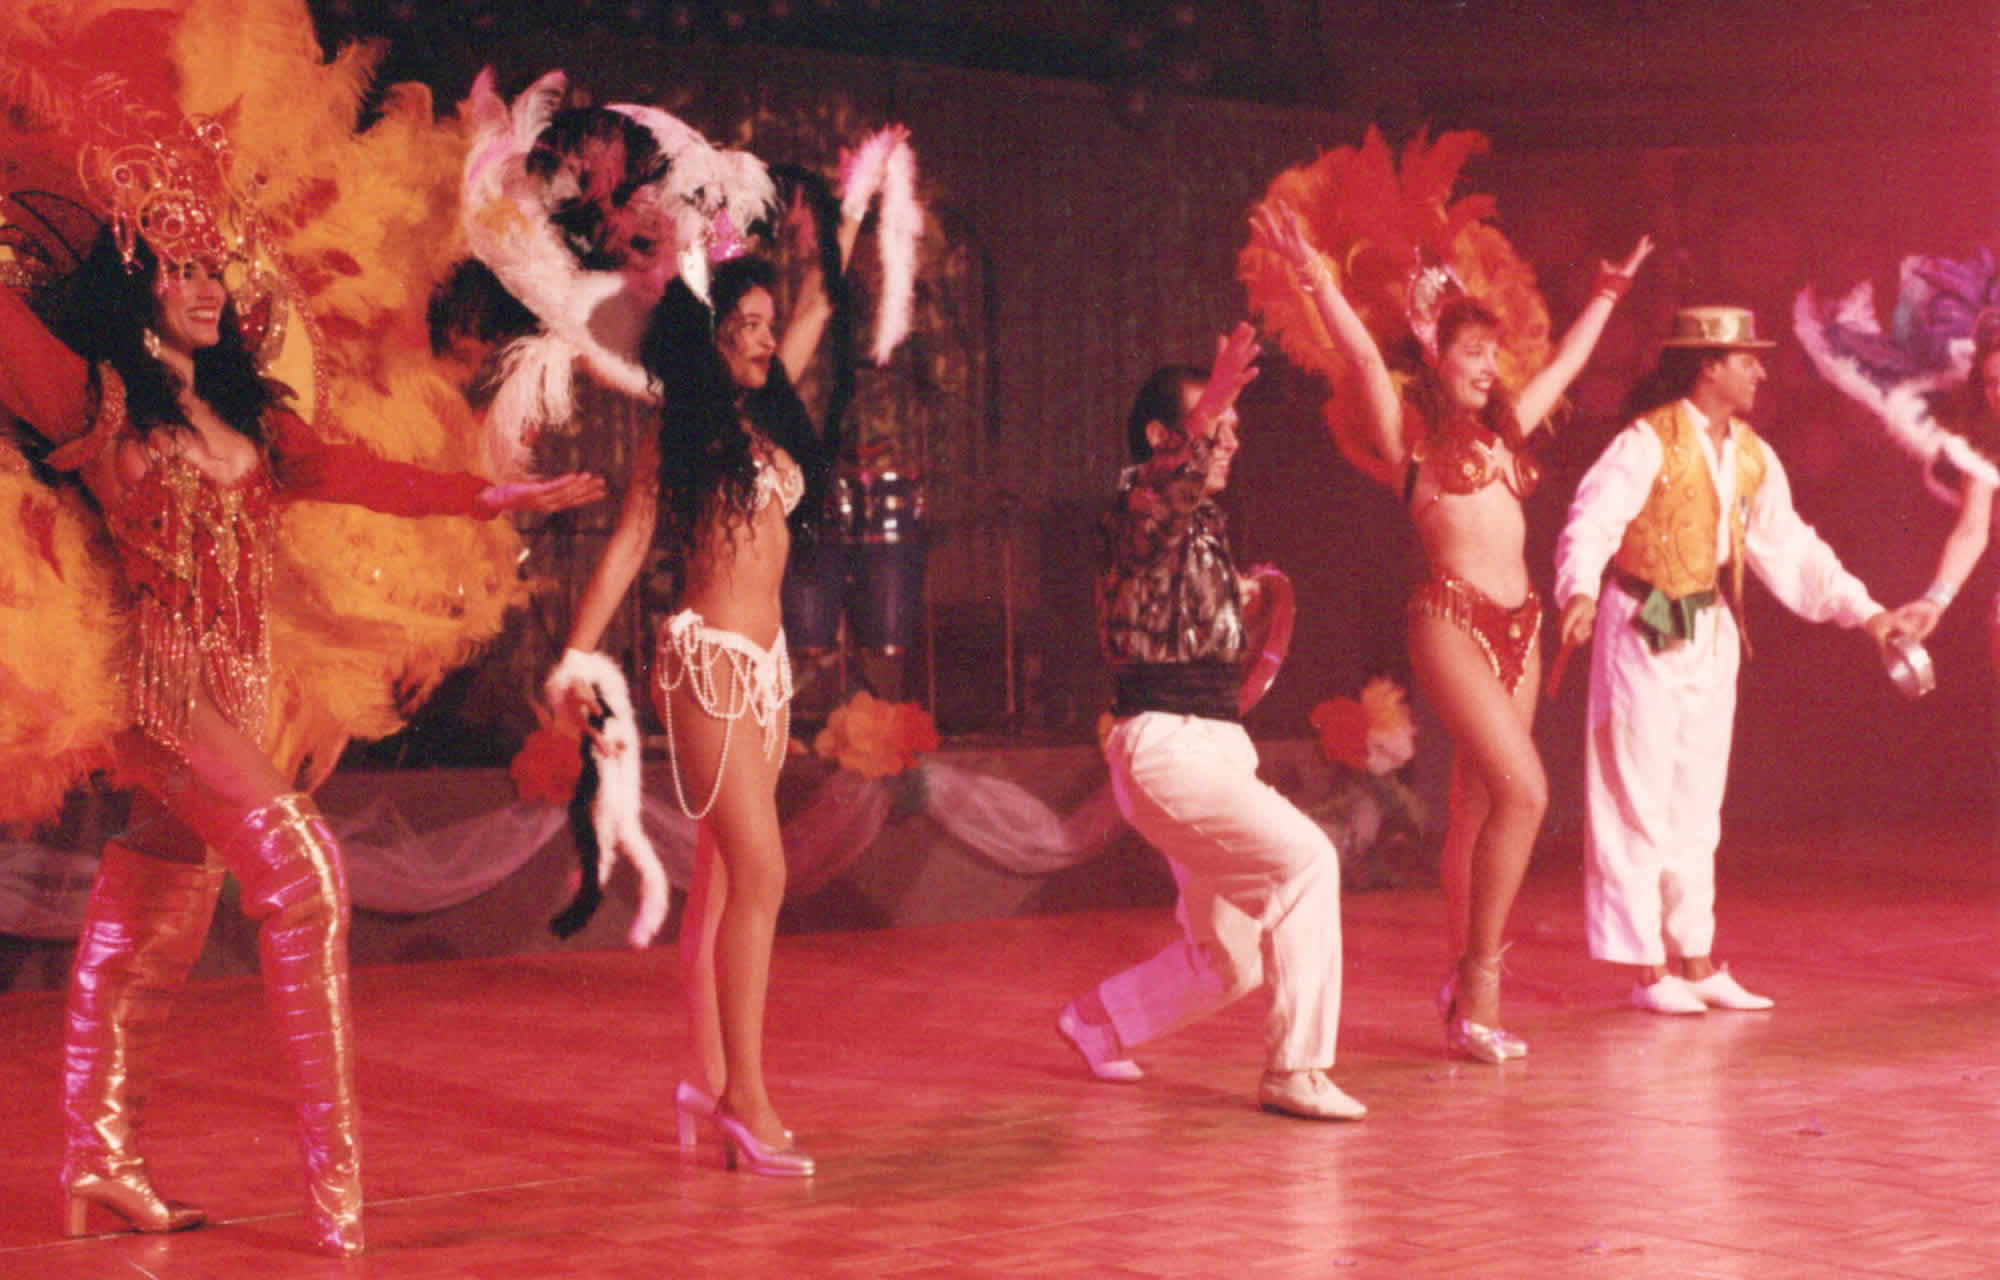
[1611, 402, 1766, 610]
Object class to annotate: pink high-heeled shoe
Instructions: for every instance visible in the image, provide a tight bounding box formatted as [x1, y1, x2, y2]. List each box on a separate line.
[674, 1081, 717, 1151]
[711, 1107, 814, 1178]
[676, 1080, 794, 1151]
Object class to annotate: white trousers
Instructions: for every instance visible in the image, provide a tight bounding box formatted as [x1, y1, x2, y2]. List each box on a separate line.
[1092, 713, 1344, 1072]
[1582, 587, 1742, 966]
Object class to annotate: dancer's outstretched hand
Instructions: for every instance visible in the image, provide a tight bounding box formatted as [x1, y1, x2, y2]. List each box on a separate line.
[1251, 200, 1324, 280]
[1187, 321, 1260, 430]
[1862, 609, 1907, 659]
[1602, 234, 1656, 286]
[1892, 599, 1943, 642]
[839, 123, 910, 213]
[478, 471, 608, 516]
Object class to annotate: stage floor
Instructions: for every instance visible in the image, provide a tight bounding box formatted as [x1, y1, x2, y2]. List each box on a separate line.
[0, 817, 1992, 1278]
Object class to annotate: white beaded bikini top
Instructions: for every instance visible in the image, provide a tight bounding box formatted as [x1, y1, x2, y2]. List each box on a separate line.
[752, 444, 804, 517]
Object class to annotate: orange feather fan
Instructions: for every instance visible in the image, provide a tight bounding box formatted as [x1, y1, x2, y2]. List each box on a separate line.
[1239, 127, 1550, 490]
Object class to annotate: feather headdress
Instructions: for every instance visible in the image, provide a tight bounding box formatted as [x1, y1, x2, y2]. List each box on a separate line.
[1238, 127, 1549, 489]
[0, 0, 535, 817]
[457, 69, 777, 477]
[1793, 250, 2000, 502]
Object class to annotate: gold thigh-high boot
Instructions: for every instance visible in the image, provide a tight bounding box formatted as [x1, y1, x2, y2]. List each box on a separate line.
[60, 842, 225, 1237]
[223, 793, 364, 1258]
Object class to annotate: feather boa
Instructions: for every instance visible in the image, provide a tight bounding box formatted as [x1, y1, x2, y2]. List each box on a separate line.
[543, 649, 669, 948]
[840, 126, 923, 366]
[1238, 127, 1545, 491]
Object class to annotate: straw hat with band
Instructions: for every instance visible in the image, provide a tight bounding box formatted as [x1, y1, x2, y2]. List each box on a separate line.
[1659, 305, 1777, 350]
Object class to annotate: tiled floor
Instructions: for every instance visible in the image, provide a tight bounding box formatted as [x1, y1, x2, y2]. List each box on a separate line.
[0, 816, 1991, 1277]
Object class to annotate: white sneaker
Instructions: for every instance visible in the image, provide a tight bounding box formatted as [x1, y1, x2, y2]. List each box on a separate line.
[1258, 1069, 1367, 1121]
[1631, 974, 1707, 1014]
[1057, 1004, 1143, 1082]
[1685, 967, 1774, 1011]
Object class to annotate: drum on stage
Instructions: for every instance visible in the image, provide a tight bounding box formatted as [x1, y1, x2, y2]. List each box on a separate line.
[779, 470, 929, 655]
[849, 471, 926, 654]
[780, 538, 849, 652]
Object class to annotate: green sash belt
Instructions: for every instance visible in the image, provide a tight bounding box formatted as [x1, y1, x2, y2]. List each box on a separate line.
[1611, 569, 1715, 652]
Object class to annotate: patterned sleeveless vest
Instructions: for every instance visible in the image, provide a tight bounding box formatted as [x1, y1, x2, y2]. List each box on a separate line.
[1611, 401, 1766, 614]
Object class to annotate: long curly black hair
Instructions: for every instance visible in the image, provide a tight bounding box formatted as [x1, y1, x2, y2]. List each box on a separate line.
[644, 255, 833, 564]
[1930, 308, 2000, 467]
[44, 227, 282, 446]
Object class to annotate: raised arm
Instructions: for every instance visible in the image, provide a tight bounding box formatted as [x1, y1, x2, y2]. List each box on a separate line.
[774, 130, 884, 383]
[0, 284, 93, 444]
[775, 230, 843, 386]
[1896, 475, 1994, 640]
[1252, 201, 1406, 467]
[1512, 235, 1653, 435]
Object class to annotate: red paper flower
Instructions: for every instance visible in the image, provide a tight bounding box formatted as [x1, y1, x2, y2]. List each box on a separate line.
[1310, 696, 1371, 772]
[509, 723, 582, 806]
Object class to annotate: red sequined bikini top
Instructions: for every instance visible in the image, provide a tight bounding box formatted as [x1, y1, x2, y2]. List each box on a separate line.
[1406, 403, 1542, 502]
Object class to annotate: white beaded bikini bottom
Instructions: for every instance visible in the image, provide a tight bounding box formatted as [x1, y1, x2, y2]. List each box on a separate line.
[653, 608, 793, 819]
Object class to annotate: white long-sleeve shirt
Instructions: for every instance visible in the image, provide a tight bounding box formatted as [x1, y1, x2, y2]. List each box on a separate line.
[1555, 400, 1882, 628]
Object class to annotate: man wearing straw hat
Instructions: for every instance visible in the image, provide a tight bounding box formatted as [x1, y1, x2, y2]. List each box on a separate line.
[1553, 306, 1900, 1015]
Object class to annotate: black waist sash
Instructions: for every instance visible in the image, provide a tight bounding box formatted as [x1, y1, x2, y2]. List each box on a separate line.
[1113, 660, 1239, 721]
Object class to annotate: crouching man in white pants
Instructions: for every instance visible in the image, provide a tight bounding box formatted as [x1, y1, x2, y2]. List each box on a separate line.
[1054, 327, 1364, 1121]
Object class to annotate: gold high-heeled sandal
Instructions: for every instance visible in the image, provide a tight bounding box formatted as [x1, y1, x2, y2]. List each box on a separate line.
[1442, 955, 1526, 1063]
[1438, 974, 1528, 1060]
[711, 1107, 814, 1177]
[60, 843, 224, 1237]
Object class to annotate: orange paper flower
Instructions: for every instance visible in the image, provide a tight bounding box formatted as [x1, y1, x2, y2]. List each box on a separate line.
[813, 691, 939, 778]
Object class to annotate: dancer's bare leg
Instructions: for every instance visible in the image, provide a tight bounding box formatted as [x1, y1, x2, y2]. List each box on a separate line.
[679, 823, 728, 1096]
[1439, 758, 1488, 960]
[1410, 617, 1546, 1029]
[114, 696, 290, 843]
[664, 660, 790, 1151]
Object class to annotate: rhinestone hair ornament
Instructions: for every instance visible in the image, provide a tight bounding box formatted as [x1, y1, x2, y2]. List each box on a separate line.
[707, 208, 751, 265]
[1404, 252, 1468, 361]
[73, 75, 265, 275]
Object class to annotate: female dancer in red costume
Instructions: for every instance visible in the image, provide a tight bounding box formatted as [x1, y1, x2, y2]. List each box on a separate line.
[0, 226, 600, 1254]
[1255, 200, 1650, 1062]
